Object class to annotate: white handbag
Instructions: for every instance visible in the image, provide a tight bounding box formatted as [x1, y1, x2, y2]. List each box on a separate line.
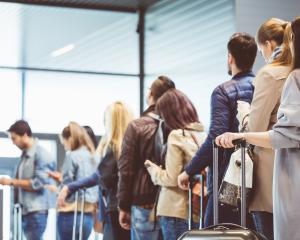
[218, 144, 254, 208]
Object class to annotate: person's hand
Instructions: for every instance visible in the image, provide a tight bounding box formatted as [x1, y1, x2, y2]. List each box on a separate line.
[57, 185, 69, 208]
[0, 178, 13, 186]
[215, 132, 244, 148]
[119, 209, 131, 230]
[144, 159, 154, 169]
[178, 171, 190, 190]
[48, 171, 62, 183]
[45, 184, 59, 193]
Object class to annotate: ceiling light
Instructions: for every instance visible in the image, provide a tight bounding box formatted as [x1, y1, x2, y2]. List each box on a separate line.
[51, 44, 74, 57]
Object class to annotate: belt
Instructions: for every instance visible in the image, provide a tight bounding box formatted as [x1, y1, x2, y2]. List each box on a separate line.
[25, 210, 48, 216]
[139, 204, 154, 210]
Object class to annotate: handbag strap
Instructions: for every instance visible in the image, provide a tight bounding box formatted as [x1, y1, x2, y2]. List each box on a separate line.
[190, 132, 201, 149]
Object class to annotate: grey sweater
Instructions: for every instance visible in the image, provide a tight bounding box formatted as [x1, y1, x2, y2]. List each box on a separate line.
[269, 69, 300, 240]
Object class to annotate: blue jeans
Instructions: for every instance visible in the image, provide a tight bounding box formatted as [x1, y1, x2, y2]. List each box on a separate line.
[22, 211, 48, 240]
[57, 212, 93, 240]
[131, 206, 162, 240]
[251, 211, 273, 240]
[159, 216, 188, 240]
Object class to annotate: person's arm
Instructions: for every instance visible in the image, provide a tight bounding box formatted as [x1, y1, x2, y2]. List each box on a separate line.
[248, 69, 285, 132]
[145, 132, 183, 187]
[215, 130, 299, 149]
[61, 152, 77, 185]
[117, 123, 138, 212]
[178, 87, 231, 190]
[185, 87, 231, 176]
[67, 172, 100, 194]
[29, 150, 56, 192]
[0, 178, 34, 191]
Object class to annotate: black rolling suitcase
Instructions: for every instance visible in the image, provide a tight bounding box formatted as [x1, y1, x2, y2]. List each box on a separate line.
[179, 140, 267, 240]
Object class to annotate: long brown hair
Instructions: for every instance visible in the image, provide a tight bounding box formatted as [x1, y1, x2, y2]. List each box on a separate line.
[156, 89, 199, 130]
[291, 17, 300, 70]
[257, 18, 292, 66]
[62, 121, 95, 154]
[97, 101, 133, 159]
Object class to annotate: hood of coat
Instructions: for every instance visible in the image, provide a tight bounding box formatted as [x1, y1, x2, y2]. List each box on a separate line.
[185, 122, 205, 132]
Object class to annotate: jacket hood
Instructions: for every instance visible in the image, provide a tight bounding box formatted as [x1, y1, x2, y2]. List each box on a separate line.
[186, 122, 205, 132]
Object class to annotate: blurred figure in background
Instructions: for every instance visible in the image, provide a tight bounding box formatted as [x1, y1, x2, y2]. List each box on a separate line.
[0, 120, 56, 240]
[145, 89, 207, 240]
[216, 17, 300, 240]
[117, 76, 175, 240]
[178, 33, 257, 227]
[83, 125, 106, 235]
[58, 102, 133, 240]
[237, 18, 292, 240]
[57, 122, 98, 240]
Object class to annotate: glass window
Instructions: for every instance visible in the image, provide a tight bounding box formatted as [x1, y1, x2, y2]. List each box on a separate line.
[0, 70, 22, 131]
[25, 71, 139, 134]
[0, 2, 21, 67]
[22, 5, 139, 74]
[145, 0, 235, 127]
[0, 138, 21, 158]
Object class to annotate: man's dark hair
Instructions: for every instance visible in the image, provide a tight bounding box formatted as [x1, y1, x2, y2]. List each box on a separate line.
[8, 120, 32, 137]
[150, 76, 176, 103]
[227, 33, 257, 71]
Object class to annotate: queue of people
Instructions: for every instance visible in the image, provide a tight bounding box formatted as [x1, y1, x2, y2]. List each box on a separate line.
[0, 16, 299, 240]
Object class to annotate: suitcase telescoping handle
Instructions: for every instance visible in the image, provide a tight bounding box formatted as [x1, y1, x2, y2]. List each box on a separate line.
[13, 204, 23, 240]
[233, 139, 247, 227]
[188, 174, 205, 230]
[213, 139, 247, 227]
[72, 191, 79, 240]
[79, 189, 86, 240]
[72, 189, 86, 240]
[212, 140, 219, 225]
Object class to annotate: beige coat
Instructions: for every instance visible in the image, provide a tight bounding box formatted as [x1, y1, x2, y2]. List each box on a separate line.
[147, 122, 207, 220]
[248, 64, 290, 213]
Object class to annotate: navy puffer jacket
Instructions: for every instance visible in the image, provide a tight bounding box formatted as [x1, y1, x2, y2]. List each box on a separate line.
[185, 71, 255, 193]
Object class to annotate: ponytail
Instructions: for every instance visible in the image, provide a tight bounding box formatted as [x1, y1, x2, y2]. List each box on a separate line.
[273, 23, 293, 66]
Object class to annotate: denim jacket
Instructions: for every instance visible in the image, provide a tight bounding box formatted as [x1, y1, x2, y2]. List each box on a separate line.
[16, 139, 57, 215]
[62, 146, 98, 203]
[68, 146, 118, 212]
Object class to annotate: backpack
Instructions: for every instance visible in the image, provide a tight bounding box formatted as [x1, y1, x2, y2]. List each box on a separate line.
[147, 112, 168, 168]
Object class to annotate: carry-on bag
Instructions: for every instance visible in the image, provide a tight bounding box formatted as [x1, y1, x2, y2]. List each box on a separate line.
[188, 174, 205, 230]
[178, 139, 267, 240]
[72, 189, 86, 240]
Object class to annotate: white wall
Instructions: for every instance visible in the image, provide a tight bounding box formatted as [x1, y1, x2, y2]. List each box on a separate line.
[235, 0, 300, 71]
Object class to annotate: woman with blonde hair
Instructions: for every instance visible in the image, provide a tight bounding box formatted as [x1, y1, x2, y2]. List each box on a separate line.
[216, 17, 300, 240]
[57, 101, 133, 240]
[57, 121, 98, 240]
[236, 18, 292, 239]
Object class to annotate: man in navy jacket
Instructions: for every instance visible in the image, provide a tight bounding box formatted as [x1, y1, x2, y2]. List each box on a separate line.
[178, 33, 257, 226]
